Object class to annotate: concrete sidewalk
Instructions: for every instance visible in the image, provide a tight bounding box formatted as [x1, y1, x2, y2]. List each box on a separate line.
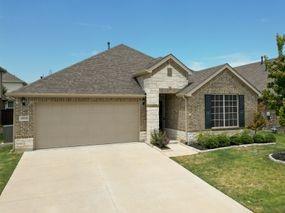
[0, 142, 250, 213]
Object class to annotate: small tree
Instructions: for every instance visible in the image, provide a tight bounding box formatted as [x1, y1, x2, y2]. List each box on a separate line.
[248, 103, 266, 134]
[279, 106, 285, 126]
[262, 34, 285, 129]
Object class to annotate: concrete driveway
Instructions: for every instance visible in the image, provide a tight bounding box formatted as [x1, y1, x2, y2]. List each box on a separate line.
[0, 142, 250, 213]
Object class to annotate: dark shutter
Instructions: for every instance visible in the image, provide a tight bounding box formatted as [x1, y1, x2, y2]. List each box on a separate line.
[239, 95, 245, 127]
[1, 109, 13, 126]
[205, 95, 212, 129]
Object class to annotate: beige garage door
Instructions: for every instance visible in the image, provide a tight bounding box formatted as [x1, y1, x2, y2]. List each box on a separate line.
[35, 101, 139, 149]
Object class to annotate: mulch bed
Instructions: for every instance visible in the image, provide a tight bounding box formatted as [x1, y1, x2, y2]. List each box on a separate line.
[187, 143, 207, 150]
[271, 152, 285, 162]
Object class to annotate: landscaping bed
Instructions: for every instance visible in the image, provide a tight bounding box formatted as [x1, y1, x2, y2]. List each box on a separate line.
[172, 133, 285, 213]
[188, 130, 276, 150]
[0, 145, 22, 194]
[271, 152, 285, 162]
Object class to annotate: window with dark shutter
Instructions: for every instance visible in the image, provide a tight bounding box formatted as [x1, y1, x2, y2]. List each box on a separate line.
[238, 95, 245, 127]
[205, 95, 212, 129]
[205, 94, 241, 129]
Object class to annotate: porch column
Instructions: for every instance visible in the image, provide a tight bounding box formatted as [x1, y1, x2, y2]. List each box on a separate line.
[146, 90, 159, 143]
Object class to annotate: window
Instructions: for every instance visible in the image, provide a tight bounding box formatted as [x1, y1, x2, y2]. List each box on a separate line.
[167, 67, 172, 77]
[5, 101, 14, 109]
[211, 95, 238, 128]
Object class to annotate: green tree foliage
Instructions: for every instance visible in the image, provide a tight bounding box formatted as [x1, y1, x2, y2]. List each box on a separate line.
[262, 34, 285, 126]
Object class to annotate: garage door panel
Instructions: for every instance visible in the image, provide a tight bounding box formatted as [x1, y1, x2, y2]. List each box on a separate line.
[35, 102, 139, 149]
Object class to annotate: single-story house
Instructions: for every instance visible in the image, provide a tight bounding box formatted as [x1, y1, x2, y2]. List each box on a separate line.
[8, 44, 267, 150]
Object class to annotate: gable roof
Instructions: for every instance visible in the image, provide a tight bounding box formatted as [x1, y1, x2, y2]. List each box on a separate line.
[178, 63, 262, 96]
[234, 61, 267, 92]
[9, 44, 156, 97]
[133, 54, 193, 77]
[2, 71, 26, 84]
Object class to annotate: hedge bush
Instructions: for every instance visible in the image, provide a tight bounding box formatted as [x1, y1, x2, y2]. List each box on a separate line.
[263, 132, 276, 143]
[216, 134, 230, 147]
[230, 134, 242, 145]
[197, 133, 219, 149]
[195, 130, 275, 150]
[253, 133, 265, 143]
[240, 131, 254, 144]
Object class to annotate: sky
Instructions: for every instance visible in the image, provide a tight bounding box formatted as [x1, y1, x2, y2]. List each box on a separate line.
[0, 0, 284, 83]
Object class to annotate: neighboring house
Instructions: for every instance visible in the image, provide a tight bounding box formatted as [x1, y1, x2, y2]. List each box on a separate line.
[0, 70, 26, 142]
[3, 71, 27, 93]
[8, 44, 267, 150]
[2, 71, 27, 109]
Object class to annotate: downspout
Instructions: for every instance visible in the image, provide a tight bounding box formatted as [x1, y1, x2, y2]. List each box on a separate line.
[183, 95, 188, 143]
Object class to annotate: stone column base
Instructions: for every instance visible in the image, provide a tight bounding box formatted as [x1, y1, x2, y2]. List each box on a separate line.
[15, 138, 34, 151]
[146, 106, 159, 142]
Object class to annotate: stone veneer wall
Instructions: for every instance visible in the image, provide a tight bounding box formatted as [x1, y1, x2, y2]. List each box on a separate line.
[14, 97, 143, 150]
[187, 69, 258, 131]
[137, 60, 189, 142]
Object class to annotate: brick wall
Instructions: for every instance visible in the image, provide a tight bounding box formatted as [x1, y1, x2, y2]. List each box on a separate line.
[165, 94, 185, 131]
[187, 69, 258, 131]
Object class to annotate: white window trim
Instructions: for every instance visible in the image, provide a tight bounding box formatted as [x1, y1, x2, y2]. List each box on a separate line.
[5, 101, 14, 109]
[211, 94, 239, 129]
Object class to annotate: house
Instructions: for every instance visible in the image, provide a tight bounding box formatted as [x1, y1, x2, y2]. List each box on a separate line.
[8, 44, 267, 150]
[2, 71, 27, 109]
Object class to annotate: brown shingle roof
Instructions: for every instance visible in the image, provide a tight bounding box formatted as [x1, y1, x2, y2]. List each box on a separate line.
[10, 44, 155, 96]
[178, 64, 227, 95]
[179, 61, 267, 95]
[234, 61, 267, 92]
[2, 71, 26, 84]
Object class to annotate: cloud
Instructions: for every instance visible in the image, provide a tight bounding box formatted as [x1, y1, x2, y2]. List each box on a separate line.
[260, 18, 269, 23]
[205, 52, 257, 67]
[188, 52, 258, 70]
[189, 61, 206, 70]
[74, 22, 112, 30]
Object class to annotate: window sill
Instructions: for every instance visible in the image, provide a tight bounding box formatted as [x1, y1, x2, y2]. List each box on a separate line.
[211, 126, 240, 131]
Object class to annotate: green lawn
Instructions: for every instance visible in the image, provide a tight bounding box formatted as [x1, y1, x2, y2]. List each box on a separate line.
[0, 145, 22, 195]
[172, 134, 285, 213]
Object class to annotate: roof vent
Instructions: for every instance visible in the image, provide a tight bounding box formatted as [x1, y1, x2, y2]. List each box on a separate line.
[107, 42, 110, 50]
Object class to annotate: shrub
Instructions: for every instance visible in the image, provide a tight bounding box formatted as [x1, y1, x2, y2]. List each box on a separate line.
[253, 133, 265, 143]
[197, 133, 218, 149]
[216, 134, 230, 147]
[150, 130, 169, 148]
[230, 134, 242, 145]
[263, 132, 276, 143]
[240, 131, 254, 144]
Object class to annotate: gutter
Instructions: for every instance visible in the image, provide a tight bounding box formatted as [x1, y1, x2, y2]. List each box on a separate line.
[6, 92, 146, 99]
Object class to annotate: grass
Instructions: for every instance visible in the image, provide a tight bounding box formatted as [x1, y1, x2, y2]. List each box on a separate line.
[172, 134, 285, 213]
[0, 145, 22, 195]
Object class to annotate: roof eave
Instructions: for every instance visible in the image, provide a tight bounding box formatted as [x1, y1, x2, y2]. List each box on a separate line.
[180, 64, 262, 97]
[7, 92, 146, 98]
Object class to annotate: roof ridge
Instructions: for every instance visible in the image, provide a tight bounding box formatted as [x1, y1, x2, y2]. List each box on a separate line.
[10, 44, 154, 94]
[117, 44, 155, 59]
[193, 63, 228, 73]
[234, 60, 262, 68]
